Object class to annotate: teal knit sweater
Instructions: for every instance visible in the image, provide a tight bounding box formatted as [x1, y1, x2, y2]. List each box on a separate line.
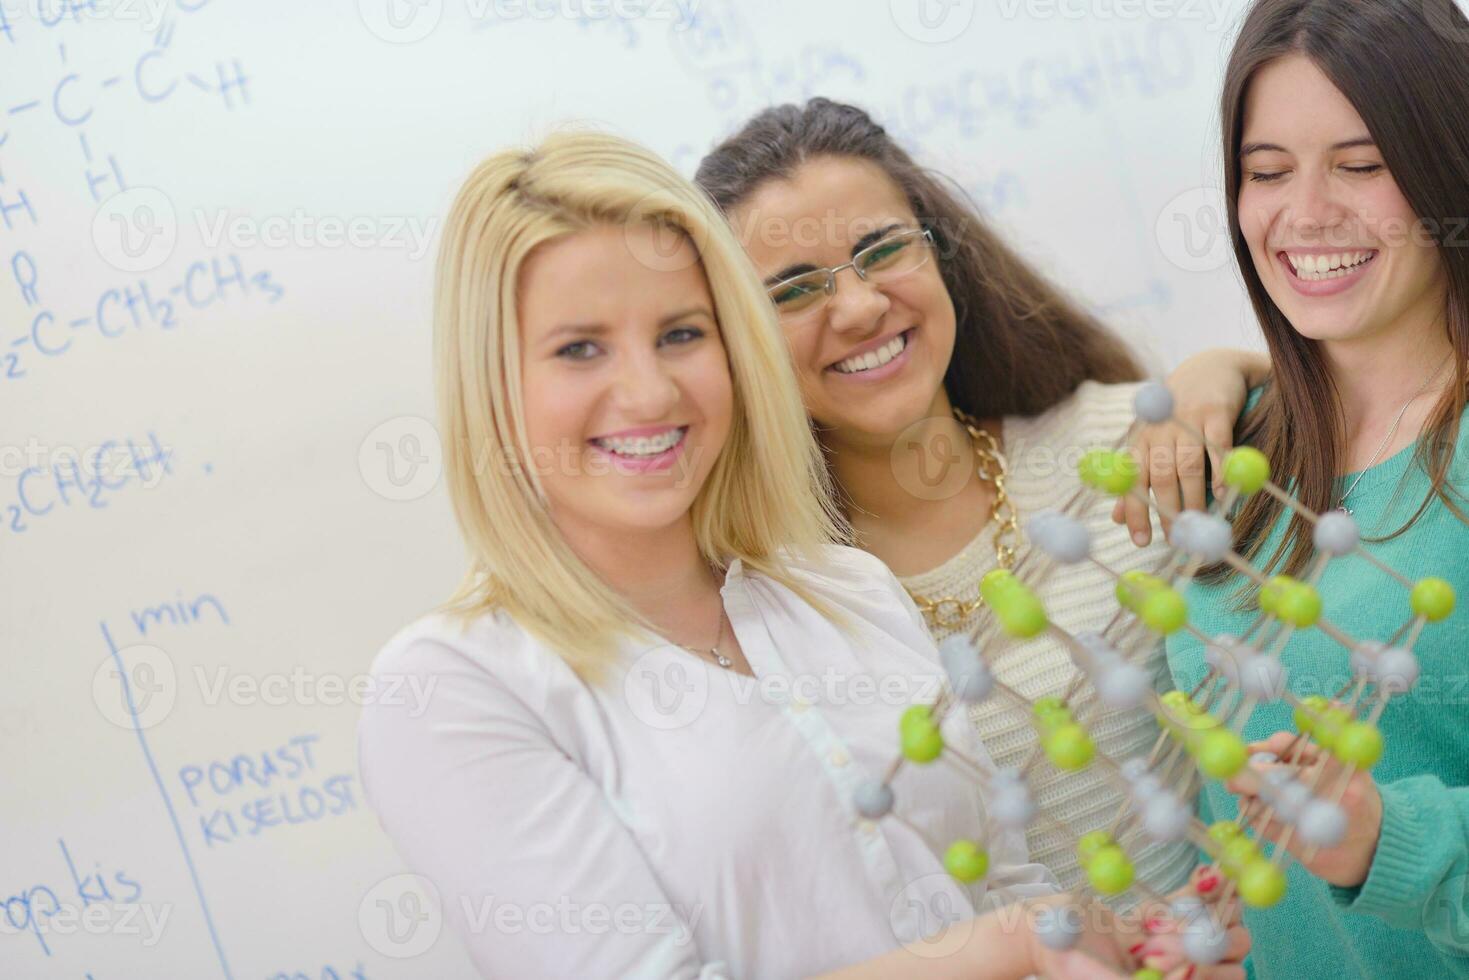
[1165, 402, 1469, 979]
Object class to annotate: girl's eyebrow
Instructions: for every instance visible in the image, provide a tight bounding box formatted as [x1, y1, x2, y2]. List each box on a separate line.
[850, 222, 905, 256]
[1240, 136, 1375, 157]
[543, 306, 713, 342]
[764, 223, 909, 286]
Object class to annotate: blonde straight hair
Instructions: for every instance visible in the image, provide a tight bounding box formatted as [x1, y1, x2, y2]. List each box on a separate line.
[433, 129, 848, 682]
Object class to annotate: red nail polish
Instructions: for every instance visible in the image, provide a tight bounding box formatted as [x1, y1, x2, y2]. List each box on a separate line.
[1145, 917, 1166, 932]
[1183, 967, 1196, 980]
[1129, 942, 1146, 955]
[1197, 873, 1219, 894]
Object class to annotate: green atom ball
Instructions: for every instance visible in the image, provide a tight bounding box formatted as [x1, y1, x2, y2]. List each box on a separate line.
[1220, 836, 1258, 878]
[1239, 857, 1287, 908]
[1086, 844, 1135, 895]
[1411, 577, 1456, 623]
[1222, 446, 1270, 494]
[944, 839, 990, 883]
[1140, 587, 1189, 634]
[1044, 722, 1096, 771]
[1293, 694, 1329, 735]
[1276, 581, 1323, 628]
[1208, 820, 1243, 846]
[1079, 448, 1140, 496]
[1077, 829, 1113, 865]
[901, 719, 944, 763]
[900, 703, 934, 735]
[1335, 721, 1384, 769]
[1197, 729, 1248, 779]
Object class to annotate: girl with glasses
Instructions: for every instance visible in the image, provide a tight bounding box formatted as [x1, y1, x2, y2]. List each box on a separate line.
[695, 98, 1268, 901]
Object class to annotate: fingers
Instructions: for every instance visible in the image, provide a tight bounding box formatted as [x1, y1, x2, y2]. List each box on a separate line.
[1247, 731, 1304, 759]
[1052, 948, 1132, 979]
[1125, 435, 1156, 546]
[1190, 964, 1248, 980]
[1223, 922, 1252, 963]
[1148, 441, 1184, 532]
[1138, 932, 1188, 974]
[1143, 917, 1251, 978]
[1178, 437, 1208, 514]
[1201, 415, 1235, 497]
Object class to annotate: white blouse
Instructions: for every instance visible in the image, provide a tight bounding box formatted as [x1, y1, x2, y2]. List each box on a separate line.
[358, 544, 1055, 979]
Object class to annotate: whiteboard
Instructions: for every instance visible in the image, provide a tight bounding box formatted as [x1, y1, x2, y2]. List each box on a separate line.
[1, 1, 1262, 976]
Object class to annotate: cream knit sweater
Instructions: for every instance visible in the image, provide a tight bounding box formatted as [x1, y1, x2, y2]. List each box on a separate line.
[898, 380, 1197, 898]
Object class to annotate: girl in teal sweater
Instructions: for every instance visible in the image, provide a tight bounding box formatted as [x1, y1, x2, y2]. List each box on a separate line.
[1157, 0, 1469, 976]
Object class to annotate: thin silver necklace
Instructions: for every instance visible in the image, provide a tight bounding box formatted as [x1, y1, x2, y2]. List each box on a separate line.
[678, 605, 733, 669]
[1337, 359, 1447, 514]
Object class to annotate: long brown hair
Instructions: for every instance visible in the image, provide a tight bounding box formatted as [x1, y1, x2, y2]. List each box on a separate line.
[1212, 0, 1469, 582]
[692, 97, 1142, 425]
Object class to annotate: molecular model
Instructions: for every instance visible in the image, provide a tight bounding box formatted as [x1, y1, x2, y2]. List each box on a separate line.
[854, 382, 1458, 975]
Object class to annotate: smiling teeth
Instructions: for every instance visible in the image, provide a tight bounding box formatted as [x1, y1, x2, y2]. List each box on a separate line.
[594, 427, 685, 457]
[834, 332, 907, 374]
[1288, 251, 1374, 280]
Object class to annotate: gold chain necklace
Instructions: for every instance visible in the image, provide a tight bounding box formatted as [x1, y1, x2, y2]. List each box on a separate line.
[904, 408, 1020, 629]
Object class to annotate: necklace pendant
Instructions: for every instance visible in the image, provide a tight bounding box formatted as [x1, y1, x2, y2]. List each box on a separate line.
[712, 649, 733, 668]
[1337, 504, 1354, 516]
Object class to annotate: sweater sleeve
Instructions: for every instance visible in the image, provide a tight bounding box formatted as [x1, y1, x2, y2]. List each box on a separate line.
[1327, 774, 1469, 955]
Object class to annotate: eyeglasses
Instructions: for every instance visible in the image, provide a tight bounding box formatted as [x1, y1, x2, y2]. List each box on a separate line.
[766, 227, 936, 322]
